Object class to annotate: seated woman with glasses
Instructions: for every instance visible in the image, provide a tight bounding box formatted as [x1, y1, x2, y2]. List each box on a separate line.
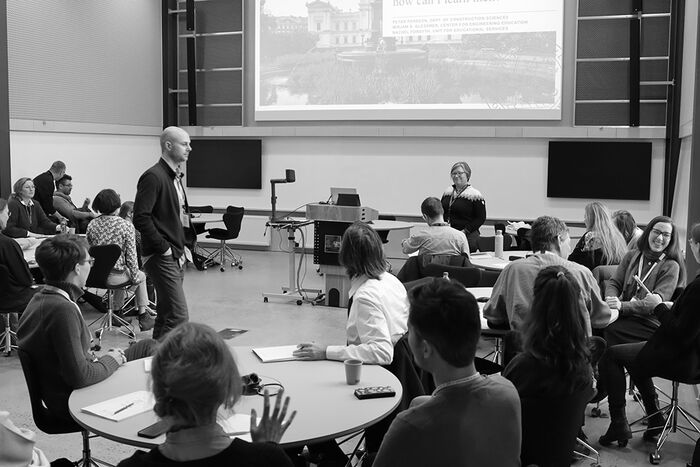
[87, 189, 154, 331]
[601, 223, 700, 448]
[118, 322, 296, 467]
[598, 215, 686, 447]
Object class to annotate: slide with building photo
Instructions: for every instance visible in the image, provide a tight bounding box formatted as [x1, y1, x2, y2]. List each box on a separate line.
[255, 0, 563, 121]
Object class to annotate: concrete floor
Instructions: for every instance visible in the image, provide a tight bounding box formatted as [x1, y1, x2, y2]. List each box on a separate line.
[1, 250, 699, 466]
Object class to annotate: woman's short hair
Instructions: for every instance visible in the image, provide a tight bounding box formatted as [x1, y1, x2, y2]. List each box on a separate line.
[118, 201, 134, 220]
[12, 177, 32, 196]
[521, 265, 590, 392]
[35, 234, 90, 282]
[151, 322, 241, 427]
[339, 222, 386, 280]
[450, 161, 472, 181]
[408, 278, 480, 368]
[92, 189, 121, 214]
[530, 216, 568, 253]
[612, 210, 637, 245]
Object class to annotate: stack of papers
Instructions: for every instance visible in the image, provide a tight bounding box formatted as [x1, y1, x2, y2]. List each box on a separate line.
[252, 345, 299, 363]
[218, 413, 253, 441]
[81, 391, 154, 421]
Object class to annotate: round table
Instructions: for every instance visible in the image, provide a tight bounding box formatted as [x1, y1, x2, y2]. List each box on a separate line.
[469, 250, 531, 271]
[68, 346, 402, 449]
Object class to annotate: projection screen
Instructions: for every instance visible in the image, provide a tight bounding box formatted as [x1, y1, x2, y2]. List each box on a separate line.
[255, 0, 563, 121]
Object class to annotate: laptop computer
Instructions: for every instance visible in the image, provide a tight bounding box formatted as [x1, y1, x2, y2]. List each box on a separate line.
[330, 187, 358, 205]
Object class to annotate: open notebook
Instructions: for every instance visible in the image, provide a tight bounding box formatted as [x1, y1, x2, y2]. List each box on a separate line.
[252, 345, 300, 363]
[81, 391, 154, 422]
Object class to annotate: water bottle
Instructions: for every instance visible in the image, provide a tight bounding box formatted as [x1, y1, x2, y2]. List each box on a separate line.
[442, 272, 449, 280]
[495, 230, 504, 259]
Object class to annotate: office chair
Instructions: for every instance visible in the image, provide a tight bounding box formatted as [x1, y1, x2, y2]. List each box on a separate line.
[85, 244, 135, 345]
[477, 268, 501, 287]
[0, 265, 19, 356]
[187, 205, 214, 270]
[421, 263, 481, 287]
[18, 348, 112, 466]
[205, 206, 244, 272]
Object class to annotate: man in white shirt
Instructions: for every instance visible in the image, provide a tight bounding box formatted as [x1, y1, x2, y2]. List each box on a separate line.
[401, 197, 470, 257]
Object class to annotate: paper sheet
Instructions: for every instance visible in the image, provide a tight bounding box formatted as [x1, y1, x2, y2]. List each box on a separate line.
[217, 413, 253, 442]
[81, 391, 154, 422]
[252, 345, 299, 363]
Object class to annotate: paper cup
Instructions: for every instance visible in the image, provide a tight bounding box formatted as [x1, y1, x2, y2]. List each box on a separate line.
[344, 359, 362, 385]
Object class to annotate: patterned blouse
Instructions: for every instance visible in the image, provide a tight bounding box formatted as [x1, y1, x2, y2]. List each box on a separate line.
[86, 215, 140, 279]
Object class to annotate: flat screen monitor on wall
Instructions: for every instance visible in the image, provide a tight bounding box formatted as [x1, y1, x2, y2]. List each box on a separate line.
[256, 0, 564, 121]
[547, 141, 652, 200]
[186, 139, 262, 189]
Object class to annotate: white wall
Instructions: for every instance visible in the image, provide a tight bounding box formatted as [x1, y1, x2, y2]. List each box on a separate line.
[187, 136, 666, 224]
[9, 131, 159, 204]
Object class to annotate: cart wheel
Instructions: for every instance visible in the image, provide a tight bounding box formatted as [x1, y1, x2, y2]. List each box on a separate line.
[296, 300, 303, 306]
[263, 297, 268, 303]
[220, 267, 225, 272]
[238, 265, 243, 270]
[591, 407, 602, 417]
[649, 452, 661, 464]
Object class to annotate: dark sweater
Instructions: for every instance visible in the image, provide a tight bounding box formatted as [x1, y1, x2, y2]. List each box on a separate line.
[0, 233, 35, 312]
[440, 185, 486, 235]
[117, 438, 293, 467]
[17, 282, 120, 423]
[133, 158, 187, 259]
[5, 196, 57, 238]
[33, 170, 56, 215]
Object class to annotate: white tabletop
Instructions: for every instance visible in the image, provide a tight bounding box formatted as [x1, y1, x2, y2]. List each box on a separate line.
[469, 250, 530, 271]
[367, 220, 413, 231]
[189, 213, 224, 225]
[68, 346, 402, 449]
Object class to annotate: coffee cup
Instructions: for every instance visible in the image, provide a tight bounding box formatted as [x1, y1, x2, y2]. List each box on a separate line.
[344, 359, 362, 385]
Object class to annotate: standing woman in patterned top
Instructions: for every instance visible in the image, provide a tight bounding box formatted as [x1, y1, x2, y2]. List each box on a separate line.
[440, 162, 486, 252]
[86, 189, 154, 332]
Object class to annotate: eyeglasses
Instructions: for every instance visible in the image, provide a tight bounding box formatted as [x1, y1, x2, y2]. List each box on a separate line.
[82, 257, 95, 266]
[650, 229, 672, 240]
[451, 171, 467, 176]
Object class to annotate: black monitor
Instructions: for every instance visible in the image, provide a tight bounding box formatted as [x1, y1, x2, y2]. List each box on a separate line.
[186, 139, 262, 189]
[547, 141, 652, 200]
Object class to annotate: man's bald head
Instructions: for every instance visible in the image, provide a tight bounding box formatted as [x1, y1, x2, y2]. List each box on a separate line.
[160, 126, 192, 166]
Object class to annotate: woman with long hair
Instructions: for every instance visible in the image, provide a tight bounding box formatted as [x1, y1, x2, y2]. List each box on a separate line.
[599, 215, 686, 447]
[503, 265, 593, 396]
[568, 202, 627, 270]
[612, 210, 643, 249]
[118, 322, 295, 466]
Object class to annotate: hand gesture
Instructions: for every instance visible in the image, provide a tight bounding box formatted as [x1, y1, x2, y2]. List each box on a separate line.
[293, 342, 327, 360]
[83, 198, 91, 209]
[133, 270, 147, 284]
[643, 293, 663, 308]
[250, 389, 296, 444]
[605, 296, 621, 310]
[106, 348, 126, 366]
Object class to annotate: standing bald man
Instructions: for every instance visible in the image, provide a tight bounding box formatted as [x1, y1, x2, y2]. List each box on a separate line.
[134, 127, 192, 339]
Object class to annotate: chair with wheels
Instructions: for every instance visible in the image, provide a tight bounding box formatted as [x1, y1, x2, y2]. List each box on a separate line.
[187, 205, 213, 270]
[18, 348, 112, 466]
[85, 244, 135, 346]
[204, 206, 244, 272]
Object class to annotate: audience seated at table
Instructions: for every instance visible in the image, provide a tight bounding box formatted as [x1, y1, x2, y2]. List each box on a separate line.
[613, 210, 644, 250]
[117, 322, 296, 467]
[0, 198, 38, 329]
[373, 278, 521, 467]
[503, 265, 596, 465]
[17, 234, 155, 426]
[5, 177, 63, 238]
[440, 161, 486, 252]
[87, 189, 154, 332]
[294, 221, 409, 365]
[401, 197, 470, 257]
[483, 215, 614, 335]
[53, 174, 96, 234]
[598, 215, 686, 447]
[568, 202, 627, 271]
[599, 222, 700, 450]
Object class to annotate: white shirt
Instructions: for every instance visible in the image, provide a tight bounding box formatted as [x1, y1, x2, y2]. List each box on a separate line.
[326, 272, 409, 365]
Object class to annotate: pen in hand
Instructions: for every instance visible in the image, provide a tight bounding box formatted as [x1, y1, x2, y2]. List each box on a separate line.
[113, 402, 134, 415]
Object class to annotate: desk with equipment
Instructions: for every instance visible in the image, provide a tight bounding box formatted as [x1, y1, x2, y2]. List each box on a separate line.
[307, 203, 412, 307]
[68, 347, 402, 449]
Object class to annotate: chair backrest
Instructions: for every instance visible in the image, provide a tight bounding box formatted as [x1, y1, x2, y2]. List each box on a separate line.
[422, 264, 481, 288]
[519, 386, 594, 467]
[516, 228, 532, 251]
[85, 244, 122, 289]
[226, 205, 244, 214]
[223, 209, 244, 238]
[477, 269, 501, 287]
[384, 334, 434, 411]
[17, 348, 82, 434]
